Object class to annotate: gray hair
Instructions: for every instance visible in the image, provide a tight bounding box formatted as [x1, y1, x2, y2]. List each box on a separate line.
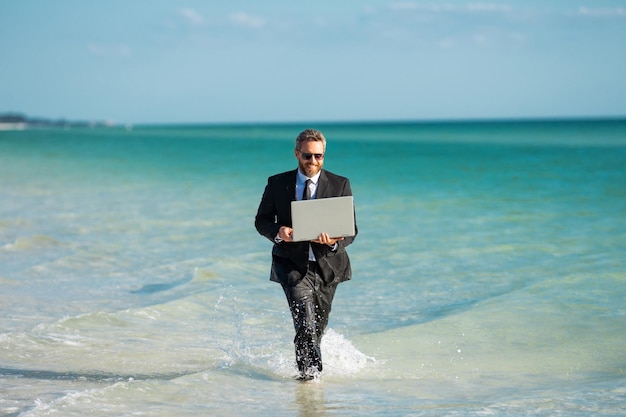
[295, 129, 326, 152]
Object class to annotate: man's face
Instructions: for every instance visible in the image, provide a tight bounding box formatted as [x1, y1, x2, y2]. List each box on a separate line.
[295, 140, 325, 177]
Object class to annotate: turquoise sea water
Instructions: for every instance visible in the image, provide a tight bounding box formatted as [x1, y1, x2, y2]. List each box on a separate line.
[1, 120, 625, 416]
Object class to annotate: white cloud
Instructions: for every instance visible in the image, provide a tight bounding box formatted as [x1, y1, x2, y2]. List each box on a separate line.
[437, 38, 455, 48]
[466, 3, 513, 13]
[229, 12, 265, 29]
[389, 2, 511, 14]
[509, 32, 526, 44]
[179, 8, 205, 26]
[389, 3, 455, 13]
[578, 7, 626, 17]
[389, 2, 419, 11]
[473, 34, 487, 44]
[87, 43, 106, 55]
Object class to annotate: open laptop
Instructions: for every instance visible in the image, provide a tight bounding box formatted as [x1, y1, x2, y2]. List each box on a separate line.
[291, 196, 355, 242]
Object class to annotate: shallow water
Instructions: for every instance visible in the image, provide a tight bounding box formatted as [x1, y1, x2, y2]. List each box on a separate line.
[1, 120, 625, 416]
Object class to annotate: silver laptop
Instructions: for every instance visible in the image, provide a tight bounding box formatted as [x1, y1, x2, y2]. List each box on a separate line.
[291, 196, 355, 242]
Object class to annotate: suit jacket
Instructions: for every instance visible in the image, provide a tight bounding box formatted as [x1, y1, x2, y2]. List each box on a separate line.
[255, 169, 357, 286]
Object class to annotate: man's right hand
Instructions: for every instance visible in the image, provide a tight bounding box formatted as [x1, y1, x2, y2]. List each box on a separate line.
[278, 226, 294, 242]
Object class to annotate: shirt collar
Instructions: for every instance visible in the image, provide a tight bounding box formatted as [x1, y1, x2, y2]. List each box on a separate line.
[297, 169, 321, 184]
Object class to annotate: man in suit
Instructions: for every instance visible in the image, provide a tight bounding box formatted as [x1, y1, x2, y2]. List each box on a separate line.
[255, 129, 357, 380]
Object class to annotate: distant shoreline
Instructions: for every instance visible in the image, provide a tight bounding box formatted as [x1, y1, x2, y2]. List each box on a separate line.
[1, 112, 625, 131]
[0, 113, 116, 131]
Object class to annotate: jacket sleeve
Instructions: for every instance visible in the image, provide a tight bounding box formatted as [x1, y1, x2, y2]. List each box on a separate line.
[255, 177, 282, 242]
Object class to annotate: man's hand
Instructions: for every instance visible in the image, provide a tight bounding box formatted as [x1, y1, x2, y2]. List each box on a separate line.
[312, 232, 344, 247]
[278, 226, 294, 242]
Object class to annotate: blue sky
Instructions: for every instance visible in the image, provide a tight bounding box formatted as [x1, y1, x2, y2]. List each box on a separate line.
[1, 1, 625, 124]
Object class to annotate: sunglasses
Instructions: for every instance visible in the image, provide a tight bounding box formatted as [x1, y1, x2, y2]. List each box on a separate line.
[298, 151, 324, 160]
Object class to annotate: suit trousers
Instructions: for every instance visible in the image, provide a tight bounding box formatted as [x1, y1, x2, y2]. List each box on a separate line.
[281, 261, 337, 375]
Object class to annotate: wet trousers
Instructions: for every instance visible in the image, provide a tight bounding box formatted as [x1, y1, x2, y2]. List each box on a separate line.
[281, 261, 337, 375]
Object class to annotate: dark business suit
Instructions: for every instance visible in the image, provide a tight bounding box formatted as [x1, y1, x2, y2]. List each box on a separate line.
[255, 168, 357, 377]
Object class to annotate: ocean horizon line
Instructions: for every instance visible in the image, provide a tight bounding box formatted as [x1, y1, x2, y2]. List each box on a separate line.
[134, 115, 626, 129]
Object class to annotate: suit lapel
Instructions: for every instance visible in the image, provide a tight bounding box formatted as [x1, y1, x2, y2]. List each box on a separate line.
[316, 170, 329, 199]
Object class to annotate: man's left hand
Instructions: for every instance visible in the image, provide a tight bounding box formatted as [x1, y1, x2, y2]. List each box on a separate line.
[312, 232, 344, 247]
